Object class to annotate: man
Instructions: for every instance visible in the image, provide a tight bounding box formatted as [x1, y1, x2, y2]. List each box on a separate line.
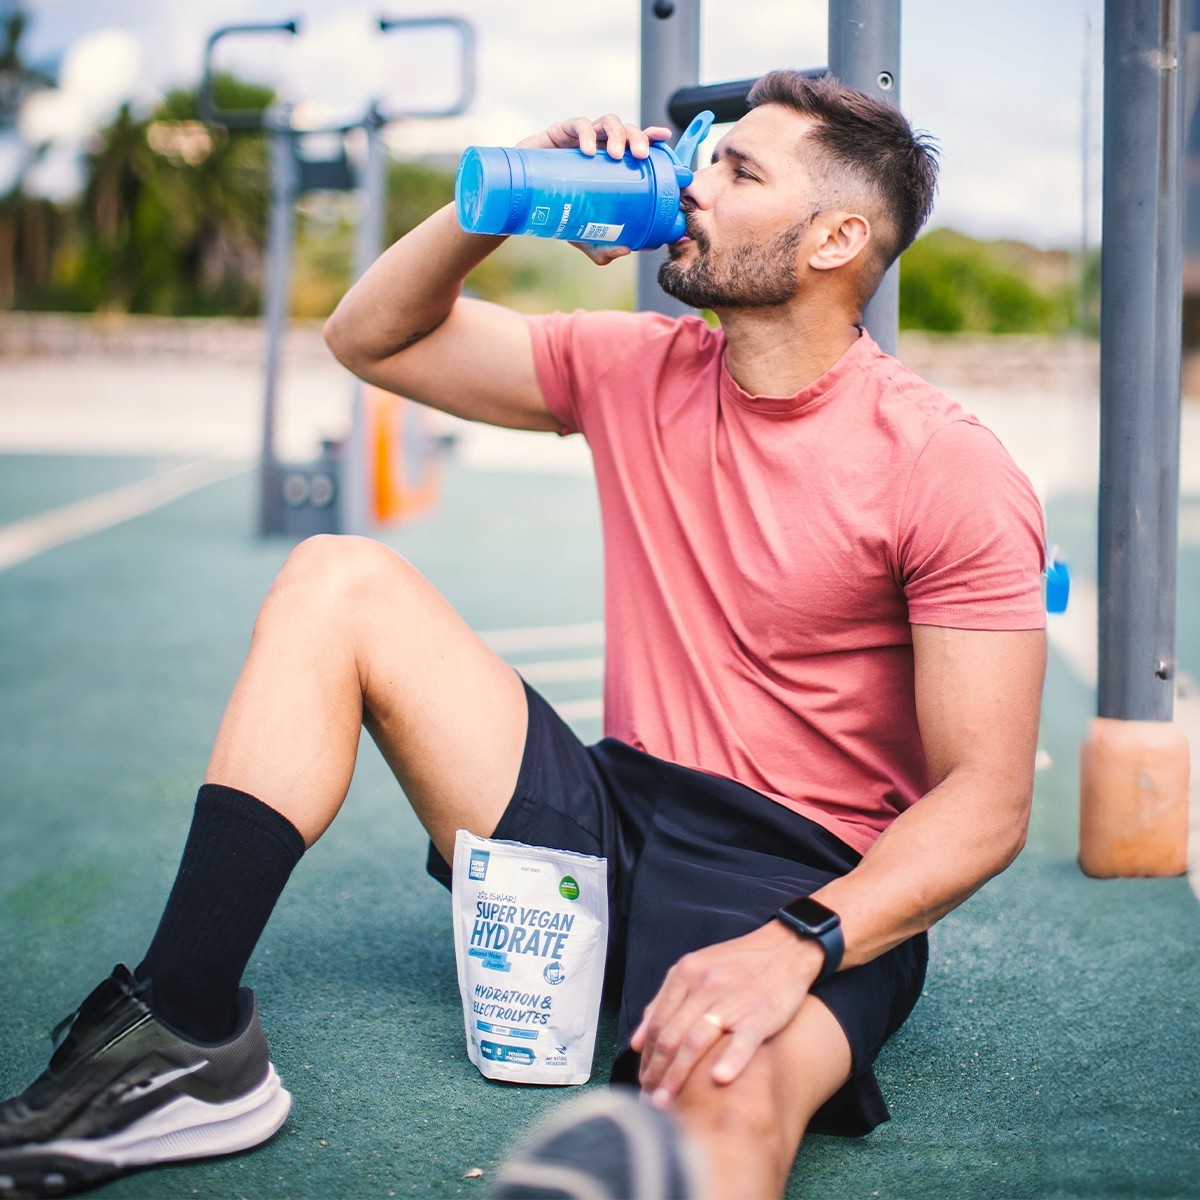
[0, 72, 1045, 1199]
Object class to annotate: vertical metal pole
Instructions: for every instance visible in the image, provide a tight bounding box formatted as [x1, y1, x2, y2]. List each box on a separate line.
[637, 0, 700, 316]
[259, 117, 298, 536]
[1097, 0, 1186, 721]
[341, 112, 390, 535]
[828, 0, 902, 355]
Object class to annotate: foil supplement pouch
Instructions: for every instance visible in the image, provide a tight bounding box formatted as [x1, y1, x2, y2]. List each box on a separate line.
[452, 830, 608, 1085]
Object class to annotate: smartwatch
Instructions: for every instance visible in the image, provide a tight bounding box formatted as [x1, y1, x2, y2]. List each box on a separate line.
[775, 896, 844, 984]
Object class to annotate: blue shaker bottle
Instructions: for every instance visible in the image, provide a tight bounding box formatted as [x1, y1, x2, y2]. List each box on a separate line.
[455, 110, 715, 251]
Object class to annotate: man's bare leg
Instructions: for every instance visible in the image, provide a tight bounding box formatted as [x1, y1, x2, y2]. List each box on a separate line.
[669, 999, 854, 1199]
[205, 533, 530, 850]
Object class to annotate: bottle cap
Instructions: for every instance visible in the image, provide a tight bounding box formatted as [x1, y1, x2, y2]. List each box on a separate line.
[1045, 546, 1071, 613]
[672, 110, 715, 169]
[639, 110, 714, 248]
[456, 146, 529, 236]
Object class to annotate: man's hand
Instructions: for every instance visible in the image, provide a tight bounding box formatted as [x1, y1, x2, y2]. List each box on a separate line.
[516, 115, 673, 266]
[630, 918, 826, 1107]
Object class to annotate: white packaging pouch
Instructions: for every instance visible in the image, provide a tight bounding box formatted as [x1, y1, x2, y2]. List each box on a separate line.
[452, 830, 608, 1085]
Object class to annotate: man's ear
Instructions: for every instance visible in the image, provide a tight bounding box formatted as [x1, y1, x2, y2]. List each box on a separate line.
[807, 212, 871, 272]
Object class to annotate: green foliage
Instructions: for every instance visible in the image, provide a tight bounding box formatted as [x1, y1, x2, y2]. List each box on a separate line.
[11, 75, 273, 315]
[899, 228, 1078, 335]
[1, 44, 1080, 331]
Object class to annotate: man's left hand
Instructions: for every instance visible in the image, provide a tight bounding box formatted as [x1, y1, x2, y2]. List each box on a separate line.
[630, 918, 826, 1106]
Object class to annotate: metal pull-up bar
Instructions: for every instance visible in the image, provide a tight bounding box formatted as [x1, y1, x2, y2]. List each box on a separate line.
[199, 15, 476, 538]
[636, 0, 902, 354]
[636, 0, 1191, 877]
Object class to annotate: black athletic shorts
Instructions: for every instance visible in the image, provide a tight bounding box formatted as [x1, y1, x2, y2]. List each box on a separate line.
[428, 680, 928, 1136]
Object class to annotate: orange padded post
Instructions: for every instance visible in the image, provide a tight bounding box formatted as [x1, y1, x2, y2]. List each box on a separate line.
[365, 385, 441, 525]
[1079, 717, 1190, 877]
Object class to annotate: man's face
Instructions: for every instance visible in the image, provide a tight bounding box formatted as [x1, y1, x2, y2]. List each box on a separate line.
[658, 105, 827, 310]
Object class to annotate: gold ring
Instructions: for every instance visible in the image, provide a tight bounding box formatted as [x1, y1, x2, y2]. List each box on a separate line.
[701, 1012, 725, 1031]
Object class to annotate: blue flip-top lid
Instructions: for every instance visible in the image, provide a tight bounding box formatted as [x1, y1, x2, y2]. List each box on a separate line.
[641, 109, 714, 249]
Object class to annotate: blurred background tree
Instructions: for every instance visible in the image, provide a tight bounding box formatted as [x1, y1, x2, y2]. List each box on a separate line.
[898, 227, 1081, 336]
[0, 0, 1094, 337]
[31, 75, 272, 314]
[0, 1, 56, 308]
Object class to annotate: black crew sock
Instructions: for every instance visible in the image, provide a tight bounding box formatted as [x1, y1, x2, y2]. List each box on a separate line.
[136, 783, 306, 1043]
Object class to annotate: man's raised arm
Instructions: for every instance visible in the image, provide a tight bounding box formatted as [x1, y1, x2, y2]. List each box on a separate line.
[323, 204, 553, 431]
[323, 115, 670, 432]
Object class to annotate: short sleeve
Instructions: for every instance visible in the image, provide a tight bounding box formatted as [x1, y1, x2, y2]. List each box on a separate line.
[898, 419, 1047, 630]
[526, 309, 681, 437]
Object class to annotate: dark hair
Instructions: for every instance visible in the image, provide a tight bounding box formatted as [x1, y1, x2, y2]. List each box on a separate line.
[746, 70, 939, 277]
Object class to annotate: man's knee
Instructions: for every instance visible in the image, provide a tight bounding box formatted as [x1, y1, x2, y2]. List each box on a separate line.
[670, 1051, 790, 1170]
[267, 534, 417, 617]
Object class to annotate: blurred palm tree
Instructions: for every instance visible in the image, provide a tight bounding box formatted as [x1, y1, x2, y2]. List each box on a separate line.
[0, 2, 52, 128]
[64, 76, 273, 314]
[0, 1, 56, 307]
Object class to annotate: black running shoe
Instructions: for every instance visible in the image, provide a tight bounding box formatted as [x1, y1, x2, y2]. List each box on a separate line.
[487, 1087, 703, 1199]
[0, 965, 290, 1198]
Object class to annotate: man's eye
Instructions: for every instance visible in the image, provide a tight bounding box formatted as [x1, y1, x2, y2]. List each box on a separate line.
[734, 168, 756, 181]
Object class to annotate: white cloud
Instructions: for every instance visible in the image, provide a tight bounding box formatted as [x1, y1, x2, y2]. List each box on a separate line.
[0, 135, 26, 195]
[18, 88, 87, 144]
[59, 29, 142, 118]
[14, 0, 1100, 246]
[22, 141, 85, 202]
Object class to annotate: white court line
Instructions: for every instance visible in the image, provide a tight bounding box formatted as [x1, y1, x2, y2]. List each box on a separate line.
[551, 697, 605, 723]
[481, 621, 604, 654]
[0, 459, 250, 572]
[516, 656, 604, 684]
[477, 623, 605, 725]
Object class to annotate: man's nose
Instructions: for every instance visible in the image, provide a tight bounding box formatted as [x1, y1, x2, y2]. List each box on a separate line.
[682, 163, 716, 209]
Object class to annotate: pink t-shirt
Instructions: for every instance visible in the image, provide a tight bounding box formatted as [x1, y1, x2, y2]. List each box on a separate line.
[528, 310, 1046, 854]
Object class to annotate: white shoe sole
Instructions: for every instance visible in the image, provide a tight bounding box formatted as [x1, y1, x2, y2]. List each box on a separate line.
[0, 1065, 291, 1192]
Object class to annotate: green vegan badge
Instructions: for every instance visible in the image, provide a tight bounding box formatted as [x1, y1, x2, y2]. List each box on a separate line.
[559, 875, 580, 900]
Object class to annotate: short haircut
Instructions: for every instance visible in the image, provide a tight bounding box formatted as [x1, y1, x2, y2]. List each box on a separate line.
[747, 70, 939, 281]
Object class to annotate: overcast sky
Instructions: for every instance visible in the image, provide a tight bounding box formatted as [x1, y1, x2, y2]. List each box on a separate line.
[13, 0, 1102, 249]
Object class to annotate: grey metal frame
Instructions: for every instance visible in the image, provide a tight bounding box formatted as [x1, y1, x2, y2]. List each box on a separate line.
[1097, 0, 1186, 722]
[200, 17, 475, 537]
[828, 0, 902, 355]
[635, 0, 901, 354]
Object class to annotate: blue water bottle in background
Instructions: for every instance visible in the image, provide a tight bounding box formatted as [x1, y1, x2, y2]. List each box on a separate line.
[455, 110, 715, 251]
[1045, 547, 1070, 613]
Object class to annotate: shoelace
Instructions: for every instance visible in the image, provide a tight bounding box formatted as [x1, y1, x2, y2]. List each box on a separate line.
[47, 971, 153, 1051]
[48, 1008, 79, 1053]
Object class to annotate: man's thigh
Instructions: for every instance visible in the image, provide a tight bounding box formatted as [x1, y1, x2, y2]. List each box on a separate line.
[424, 680, 634, 888]
[307, 538, 532, 860]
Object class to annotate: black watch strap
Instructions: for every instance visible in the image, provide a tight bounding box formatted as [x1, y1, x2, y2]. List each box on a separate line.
[775, 896, 844, 984]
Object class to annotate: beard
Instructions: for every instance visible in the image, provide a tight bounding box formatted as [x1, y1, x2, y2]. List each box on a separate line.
[657, 216, 809, 310]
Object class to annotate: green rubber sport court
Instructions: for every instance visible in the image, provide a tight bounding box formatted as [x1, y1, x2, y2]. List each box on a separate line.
[1, 428, 1198, 1196]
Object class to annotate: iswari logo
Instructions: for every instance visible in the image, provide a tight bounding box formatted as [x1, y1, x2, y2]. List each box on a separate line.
[469, 850, 490, 882]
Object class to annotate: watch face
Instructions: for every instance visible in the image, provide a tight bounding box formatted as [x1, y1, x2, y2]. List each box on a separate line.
[780, 896, 839, 935]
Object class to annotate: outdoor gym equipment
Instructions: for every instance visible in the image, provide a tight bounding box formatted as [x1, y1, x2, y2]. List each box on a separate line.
[636, 0, 900, 351]
[640, 0, 1185, 875]
[199, 15, 475, 538]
